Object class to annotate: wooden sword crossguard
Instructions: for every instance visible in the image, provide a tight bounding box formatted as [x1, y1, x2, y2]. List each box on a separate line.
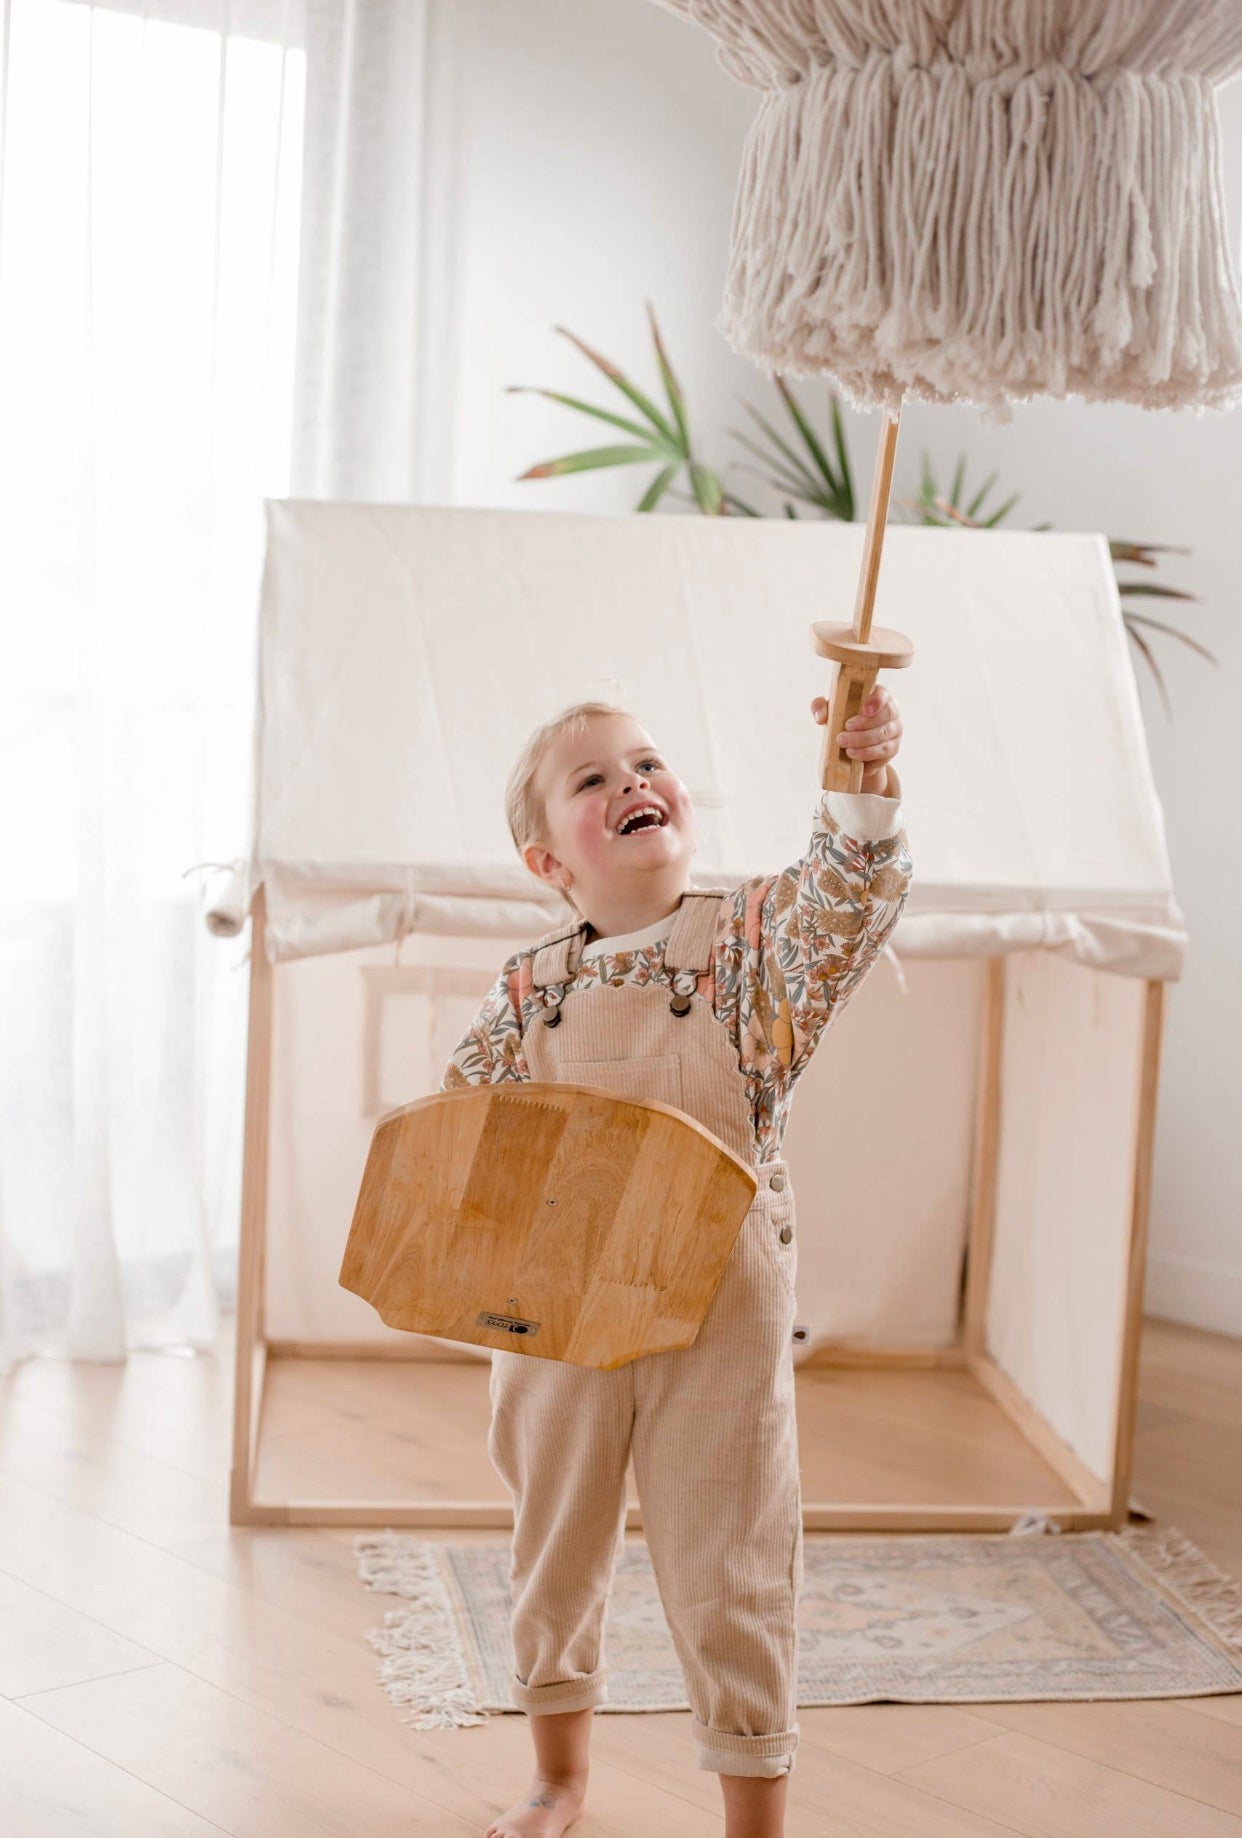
[812, 407, 914, 793]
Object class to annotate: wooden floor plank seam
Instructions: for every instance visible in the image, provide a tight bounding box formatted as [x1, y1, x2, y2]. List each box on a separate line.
[959, 1700, 1242, 1819]
[1, 1501, 721, 1835]
[4, 1692, 242, 1838]
[10, 1660, 168, 1704]
[896, 1728, 1242, 1838]
[17, 1661, 489, 1837]
[0, 1562, 170, 1681]
[3, 1383, 230, 1489]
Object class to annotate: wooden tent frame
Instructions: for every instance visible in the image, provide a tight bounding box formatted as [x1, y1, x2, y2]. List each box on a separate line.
[230, 885, 1166, 1533]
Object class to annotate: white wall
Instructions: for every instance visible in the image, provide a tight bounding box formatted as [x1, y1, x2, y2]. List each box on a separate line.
[430, 1, 1242, 1335]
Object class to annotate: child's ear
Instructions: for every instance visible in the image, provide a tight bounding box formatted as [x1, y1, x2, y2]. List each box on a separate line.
[522, 841, 564, 889]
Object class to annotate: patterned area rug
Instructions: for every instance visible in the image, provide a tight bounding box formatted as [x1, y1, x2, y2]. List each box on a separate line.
[353, 1525, 1242, 1730]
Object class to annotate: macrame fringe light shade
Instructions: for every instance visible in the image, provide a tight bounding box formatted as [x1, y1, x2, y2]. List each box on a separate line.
[656, 0, 1242, 414]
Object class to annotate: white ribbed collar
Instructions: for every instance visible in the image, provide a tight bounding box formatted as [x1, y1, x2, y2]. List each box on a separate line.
[580, 908, 679, 958]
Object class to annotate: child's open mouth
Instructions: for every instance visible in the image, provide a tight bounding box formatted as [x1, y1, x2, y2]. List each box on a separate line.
[615, 805, 667, 837]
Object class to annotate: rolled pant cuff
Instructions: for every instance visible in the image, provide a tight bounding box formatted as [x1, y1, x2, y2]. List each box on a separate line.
[511, 1669, 606, 1716]
[693, 1721, 798, 1777]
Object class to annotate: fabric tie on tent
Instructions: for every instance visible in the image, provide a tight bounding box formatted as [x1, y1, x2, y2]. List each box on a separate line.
[654, 0, 1242, 415]
[184, 858, 254, 939]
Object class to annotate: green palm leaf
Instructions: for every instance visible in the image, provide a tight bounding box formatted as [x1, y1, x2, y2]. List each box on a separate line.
[774, 377, 842, 500]
[1110, 539, 1190, 566]
[505, 386, 673, 447]
[518, 443, 667, 480]
[1125, 621, 1171, 718]
[736, 406, 822, 494]
[690, 462, 725, 515]
[908, 453, 1019, 529]
[1115, 581, 1196, 602]
[553, 325, 680, 447]
[728, 383, 853, 519]
[1123, 611, 1215, 664]
[635, 464, 679, 512]
[829, 395, 855, 520]
[728, 429, 822, 501]
[646, 303, 690, 451]
[949, 452, 966, 507]
[964, 470, 1001, 519]
[981, 492, 1021, 528]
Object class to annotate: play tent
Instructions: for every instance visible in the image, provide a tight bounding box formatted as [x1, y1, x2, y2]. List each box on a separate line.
[214, 501, 1182, 1531]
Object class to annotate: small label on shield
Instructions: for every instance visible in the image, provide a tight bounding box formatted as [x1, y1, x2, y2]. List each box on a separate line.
[477, 1310, 541, 1338]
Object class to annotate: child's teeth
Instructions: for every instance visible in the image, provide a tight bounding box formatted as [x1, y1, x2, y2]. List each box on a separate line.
[619, 806, 662, 834]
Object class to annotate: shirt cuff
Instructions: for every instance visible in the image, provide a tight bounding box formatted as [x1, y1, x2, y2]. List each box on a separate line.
[822, 767, 904, 843]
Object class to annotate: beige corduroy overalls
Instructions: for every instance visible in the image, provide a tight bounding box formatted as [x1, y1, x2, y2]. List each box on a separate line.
[487, 889, 804, 1779]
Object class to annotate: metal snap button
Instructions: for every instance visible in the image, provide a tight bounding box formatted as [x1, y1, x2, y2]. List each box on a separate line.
[669, 993, 692, 1017]
[779, 1225, 793, 1244]
[770, 1173, 786, 1192]
[544, 1008, 562, 1027]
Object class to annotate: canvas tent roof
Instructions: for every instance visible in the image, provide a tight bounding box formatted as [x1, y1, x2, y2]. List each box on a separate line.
[212, 501, 1185, 980]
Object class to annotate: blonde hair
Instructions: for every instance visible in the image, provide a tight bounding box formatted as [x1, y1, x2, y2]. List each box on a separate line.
[505, 701, 632, 871]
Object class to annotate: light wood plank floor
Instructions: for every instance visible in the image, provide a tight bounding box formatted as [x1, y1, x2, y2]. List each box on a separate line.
[251, 1342, 1086, 1517]
[1, 1314, 1239, 1836]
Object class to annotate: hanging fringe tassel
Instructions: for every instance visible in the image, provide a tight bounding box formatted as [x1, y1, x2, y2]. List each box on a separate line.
[1117, 1523, 1242, 1660]
[353, 1534, 494, 1730]
[656, 0, 1242, 417]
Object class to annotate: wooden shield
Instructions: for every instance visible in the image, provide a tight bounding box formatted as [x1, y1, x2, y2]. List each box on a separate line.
[338, 1082, 757, 1369]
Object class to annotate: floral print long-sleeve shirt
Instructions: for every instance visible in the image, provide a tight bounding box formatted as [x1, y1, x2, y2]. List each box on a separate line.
[441, 786, 912, 1162]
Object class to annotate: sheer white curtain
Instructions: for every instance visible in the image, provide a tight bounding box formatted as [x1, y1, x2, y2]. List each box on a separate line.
[0, 0, 459, 1373]
[291, 0, 459, 502]
[0, 0, 308, 1370]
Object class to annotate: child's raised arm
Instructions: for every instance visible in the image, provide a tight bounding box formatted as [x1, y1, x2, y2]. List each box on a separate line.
[710, 690, 912, 1100]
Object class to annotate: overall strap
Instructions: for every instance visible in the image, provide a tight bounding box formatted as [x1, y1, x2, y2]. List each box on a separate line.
[664, 888, 728, 978]
[531, 918, 589, 991]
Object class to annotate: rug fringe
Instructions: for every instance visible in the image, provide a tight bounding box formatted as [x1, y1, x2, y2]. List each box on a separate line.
[353, 1534, 492, 1730]
[1117, 1523, 1242, 1659]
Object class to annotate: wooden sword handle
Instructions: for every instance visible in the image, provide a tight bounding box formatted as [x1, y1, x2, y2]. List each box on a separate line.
[818, 656, 881, 793]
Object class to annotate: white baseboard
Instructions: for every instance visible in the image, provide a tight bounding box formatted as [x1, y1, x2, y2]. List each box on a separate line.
[1144, 1252, 1242, 1338]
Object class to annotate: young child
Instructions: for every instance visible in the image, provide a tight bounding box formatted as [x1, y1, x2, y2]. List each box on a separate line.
[443, 688, 911, 1838]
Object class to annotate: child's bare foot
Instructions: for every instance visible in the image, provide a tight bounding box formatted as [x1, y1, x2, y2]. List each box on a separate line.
[484, 1768, 588, 1838]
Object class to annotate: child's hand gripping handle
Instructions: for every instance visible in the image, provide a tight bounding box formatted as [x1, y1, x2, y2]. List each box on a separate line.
[810, 410, 914, 794]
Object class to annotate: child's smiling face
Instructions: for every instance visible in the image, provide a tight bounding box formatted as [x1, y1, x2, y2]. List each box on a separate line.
[523, 711, 696, 923]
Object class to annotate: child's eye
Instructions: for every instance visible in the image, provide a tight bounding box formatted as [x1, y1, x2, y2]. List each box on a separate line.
[575, 758, 662, 792]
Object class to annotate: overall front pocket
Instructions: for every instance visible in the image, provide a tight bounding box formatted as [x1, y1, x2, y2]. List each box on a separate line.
[557, 1052, 683, 1111]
